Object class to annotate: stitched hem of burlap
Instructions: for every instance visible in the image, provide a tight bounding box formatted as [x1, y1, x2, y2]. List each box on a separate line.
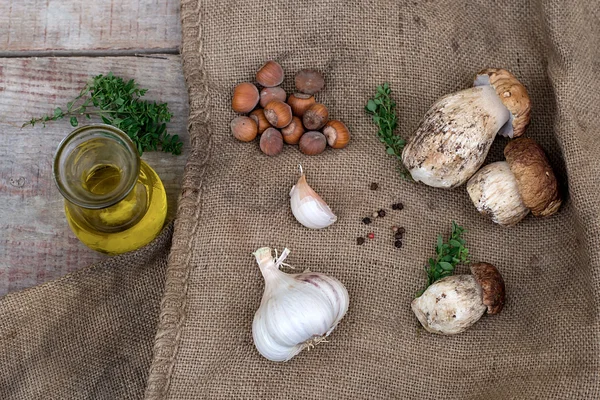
[144, 0, 211, 398]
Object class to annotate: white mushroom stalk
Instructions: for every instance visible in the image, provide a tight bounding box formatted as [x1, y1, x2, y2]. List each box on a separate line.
[402, 68, 531, 188]
[467, 138, 562, 226]
[252, 247, 349, 362]
[467, 161, 530, 226]
[412, 262, 506, 335]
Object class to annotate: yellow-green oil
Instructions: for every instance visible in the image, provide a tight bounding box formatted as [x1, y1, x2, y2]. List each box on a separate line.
[64, 161, 167, 255]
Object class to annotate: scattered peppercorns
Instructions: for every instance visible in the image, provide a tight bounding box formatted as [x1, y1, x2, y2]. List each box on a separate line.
[356, 237, 365, 245]
[394, 240, 403, 248]
[370, 183, 378, 190]
[391, 202, 404, 210]
[367, 232, 375, 239]
[378, 209, 386, 218]
[362, 217, 372, 224]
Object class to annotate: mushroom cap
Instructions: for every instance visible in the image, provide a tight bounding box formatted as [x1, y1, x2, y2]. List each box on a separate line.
[466, 161, 530, 226]
[504, 137, 562, 217]
[411, 275, 487, 335]
[470, 262, 505, 315]
[474, 68, 531, 138]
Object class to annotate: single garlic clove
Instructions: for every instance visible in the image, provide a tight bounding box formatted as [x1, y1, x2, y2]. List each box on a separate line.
[252, 247, 349, 362]
[290, 168, 337, 229]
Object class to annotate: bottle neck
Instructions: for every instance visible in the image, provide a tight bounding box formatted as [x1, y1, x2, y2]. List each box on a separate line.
[53, 124, 140, 210]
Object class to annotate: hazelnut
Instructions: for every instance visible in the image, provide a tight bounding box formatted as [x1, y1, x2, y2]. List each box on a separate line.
[264, 99, 293, 128]
[295, 69, 325, 94]
[260, 87, 287, 108]
[302, 103, 329, 130]
[281, 116, 305, 145]
[256, 60, 284, 87]
[249, 109, 271, 134]
[287, 93, 316, 117]
[231, 82, 259, 113]
[231, 116, 258, 142]
[260, 128, 284, 156]
[323, 120, 350, 149]
[299, 131, 326, 156]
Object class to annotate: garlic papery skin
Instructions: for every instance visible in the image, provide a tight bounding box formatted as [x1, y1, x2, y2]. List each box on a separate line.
[252, 247, 349, 362]
[467, 161, 530, 226]
[290, 167, 337, 229]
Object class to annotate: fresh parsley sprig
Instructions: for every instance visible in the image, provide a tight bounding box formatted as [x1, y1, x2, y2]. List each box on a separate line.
[365, 83, 410, 179]
[418, 221, 469, 296]
[23, 72, 182, 155]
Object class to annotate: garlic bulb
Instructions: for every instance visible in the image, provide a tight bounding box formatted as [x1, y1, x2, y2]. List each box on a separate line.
[252, 247, 349, 362]
[289, 166, 337, 229]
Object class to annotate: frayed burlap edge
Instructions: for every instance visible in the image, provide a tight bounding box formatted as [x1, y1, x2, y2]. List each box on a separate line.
[144, 0, 209, 398]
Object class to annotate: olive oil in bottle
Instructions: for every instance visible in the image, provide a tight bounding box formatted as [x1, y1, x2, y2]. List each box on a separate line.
[54, 125, 168, 255]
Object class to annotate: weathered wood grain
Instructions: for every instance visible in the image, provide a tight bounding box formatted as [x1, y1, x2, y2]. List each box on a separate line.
[0, 55, 189, 295]
[0, 0, 181, 53]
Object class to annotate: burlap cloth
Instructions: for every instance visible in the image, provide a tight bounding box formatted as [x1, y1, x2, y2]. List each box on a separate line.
[146, 0, 599, 399]
[1, 0, 599, 399]
[0, 224, 173, 399]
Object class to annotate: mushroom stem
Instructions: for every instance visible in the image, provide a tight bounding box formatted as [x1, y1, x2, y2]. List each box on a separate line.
[402, 85, 510, 188]
[467, 138, 562, 226]
[402, 68, 530, 189]
[412, 262, 505, 335]
[467, 161, 530, 226]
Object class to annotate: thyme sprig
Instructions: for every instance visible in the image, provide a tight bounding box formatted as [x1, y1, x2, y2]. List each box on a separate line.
[365, 83, 410, 179]
[23, 72, 182, 155]
[418, 221, 470, 296]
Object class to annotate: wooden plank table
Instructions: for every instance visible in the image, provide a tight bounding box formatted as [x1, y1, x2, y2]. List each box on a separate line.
[0, 0, 188, 296]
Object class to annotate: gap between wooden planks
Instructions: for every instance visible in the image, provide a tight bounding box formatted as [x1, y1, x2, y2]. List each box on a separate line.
[0, 55, 189, 296]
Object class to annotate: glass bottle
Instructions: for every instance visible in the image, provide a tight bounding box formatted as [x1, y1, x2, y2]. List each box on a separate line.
[53, 124, 167, 255]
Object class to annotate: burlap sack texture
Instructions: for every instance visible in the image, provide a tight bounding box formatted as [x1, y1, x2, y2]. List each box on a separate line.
[146, 0, 600, 399]
[0, 224, 173, 399]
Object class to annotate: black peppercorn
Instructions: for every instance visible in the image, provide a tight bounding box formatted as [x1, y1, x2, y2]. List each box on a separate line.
[398, 226, 406, 234]
[370, 183, 378, 190]
[362, 217, 372, 224]
[394, 231, 403, 239]
[357, 237, 365, 245]
[378, 209, 386, 218]
[392, 202, 404, 210]
[394, 240, 403, 248]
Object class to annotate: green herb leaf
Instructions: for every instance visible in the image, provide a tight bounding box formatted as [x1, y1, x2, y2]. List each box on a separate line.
[419, 221, 469, 296]
[23, 73, 181, 156]
[365, 83, 411, 180]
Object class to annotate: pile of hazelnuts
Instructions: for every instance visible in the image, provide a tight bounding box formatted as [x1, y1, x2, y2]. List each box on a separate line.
[231, 60, 350, 156]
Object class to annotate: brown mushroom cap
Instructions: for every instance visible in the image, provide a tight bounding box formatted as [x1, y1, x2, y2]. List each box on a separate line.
[504, 137, 562, 217]
[470, 262, 505, 315]
[474, 68, 531, 138]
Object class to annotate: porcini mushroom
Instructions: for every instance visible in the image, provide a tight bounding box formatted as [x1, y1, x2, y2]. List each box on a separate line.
[467, 137, 562, 226]
[402, 68, 531, 188]
[411, 262, 505, 335]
